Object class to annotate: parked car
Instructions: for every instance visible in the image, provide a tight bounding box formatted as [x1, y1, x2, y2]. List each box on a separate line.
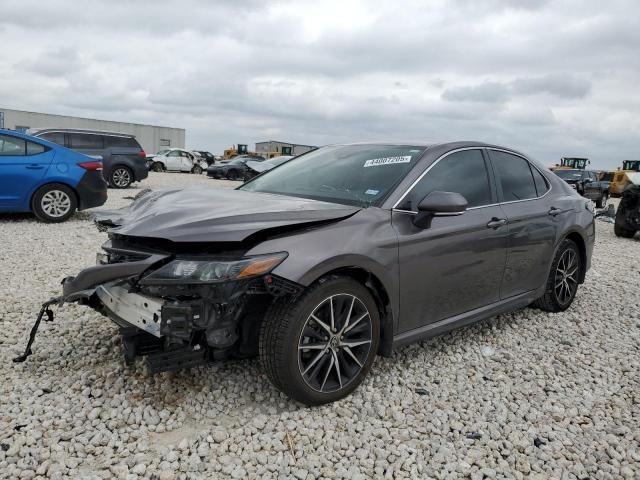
[149, 148, 207, 174]
[0, 129, 107, 222]
[553, 169, 610, 207]
[207, 155, 264, 180]
[36, 142, 594, 405]
[30, 128, 147, 189]
[243, 155, 294, 181]
[193, 150, 216, 166]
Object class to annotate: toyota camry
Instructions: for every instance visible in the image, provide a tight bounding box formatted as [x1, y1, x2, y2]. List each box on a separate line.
[16, 142, 594, 405]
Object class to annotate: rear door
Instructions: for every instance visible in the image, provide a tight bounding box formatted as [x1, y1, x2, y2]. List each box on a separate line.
[393, 148, 508, 332]
[487, 149, 558, 299]
[0, 134, 54, 208]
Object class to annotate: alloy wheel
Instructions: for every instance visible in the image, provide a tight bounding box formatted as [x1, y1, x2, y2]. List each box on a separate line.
[298, 294, 372, 393]
[41, 190, 71, 218]
[554, 248, 579, 306]
[112, 168, 131, 187]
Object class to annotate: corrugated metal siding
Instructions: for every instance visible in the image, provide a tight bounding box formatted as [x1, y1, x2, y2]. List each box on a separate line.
[0, 108, 185, 153]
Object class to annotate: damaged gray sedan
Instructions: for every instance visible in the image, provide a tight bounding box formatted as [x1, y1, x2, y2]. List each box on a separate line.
[17, 142, 595, 405]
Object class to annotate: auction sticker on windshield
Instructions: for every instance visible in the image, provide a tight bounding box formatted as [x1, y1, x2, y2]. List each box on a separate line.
[363, 156, 412, 168]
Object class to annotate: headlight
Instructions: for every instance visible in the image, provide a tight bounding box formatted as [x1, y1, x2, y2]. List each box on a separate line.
[140, 253, 287, 284]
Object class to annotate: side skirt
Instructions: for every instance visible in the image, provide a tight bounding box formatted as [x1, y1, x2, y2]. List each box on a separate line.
[391, 289, 542, 351]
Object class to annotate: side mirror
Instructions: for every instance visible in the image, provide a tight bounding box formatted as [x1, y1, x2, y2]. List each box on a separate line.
[413, 191, 468, 229]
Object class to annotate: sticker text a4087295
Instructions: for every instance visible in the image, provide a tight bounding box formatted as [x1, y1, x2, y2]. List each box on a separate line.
[363, 156, 412, 168]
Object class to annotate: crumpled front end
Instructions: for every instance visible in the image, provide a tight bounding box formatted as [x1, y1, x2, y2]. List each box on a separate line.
[62, 238, 302, 372]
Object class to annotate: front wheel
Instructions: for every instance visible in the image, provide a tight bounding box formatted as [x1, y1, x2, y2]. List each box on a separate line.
[109, 166, 133, 188]
[191, 165, 203, 175]
[533, 239, 581, 312]
[226, 170, 238, 181]
[151, 162, 165, 172]
[614, 223, 636, 238]
[259, 277, 380, 405]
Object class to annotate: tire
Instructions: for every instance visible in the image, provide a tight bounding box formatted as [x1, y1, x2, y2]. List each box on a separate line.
[614, 223, 636, 238]
[191, 165, 203, 175]
[152, 162, 165, 172]
[109, 166, 133, 188]
[259, 276, 380, 405]
[31, 183, 77, 223]
[533, 239, 581, 312]
[596, 191, 609, 209]
[227, 170, 238, 181]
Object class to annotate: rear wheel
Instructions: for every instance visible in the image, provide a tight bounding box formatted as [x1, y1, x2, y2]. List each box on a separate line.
[32, 183, 77, 223]
[533, 239, 581, 312]
[191, 165, 203, 175]
[259, 277, 380, 405]
[227, 170, 238, 180]
[109, 166, 133, 188]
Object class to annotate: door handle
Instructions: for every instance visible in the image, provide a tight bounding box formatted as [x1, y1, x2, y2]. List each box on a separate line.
[486, 217, 507, 229]
[548, 207, 562, 217]
[25, 164, 44, 170]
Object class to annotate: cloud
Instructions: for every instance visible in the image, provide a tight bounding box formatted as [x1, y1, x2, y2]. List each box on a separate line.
[512, 74, 591, 98]
[0, 0, 637, 169]
[442, 82, 511, 103]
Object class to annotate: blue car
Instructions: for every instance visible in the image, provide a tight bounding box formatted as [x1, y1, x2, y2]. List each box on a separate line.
[0, 129, 107, 222]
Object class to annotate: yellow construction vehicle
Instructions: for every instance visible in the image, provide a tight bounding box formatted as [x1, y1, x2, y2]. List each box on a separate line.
[610, 160, 640, 197]
[222, 144, 251, 161]
[551, 157, 590, 171]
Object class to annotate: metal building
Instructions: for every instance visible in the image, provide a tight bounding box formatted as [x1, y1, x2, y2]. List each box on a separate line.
[0, 107, 185, 154]
[255, 140, 317, 157]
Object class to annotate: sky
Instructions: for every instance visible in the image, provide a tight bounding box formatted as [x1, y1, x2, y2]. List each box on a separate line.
[1, 0, 638, 169]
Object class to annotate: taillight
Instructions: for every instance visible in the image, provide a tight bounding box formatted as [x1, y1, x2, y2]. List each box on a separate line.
[78, 161, 103, 171]
[138, 150, 146, 158]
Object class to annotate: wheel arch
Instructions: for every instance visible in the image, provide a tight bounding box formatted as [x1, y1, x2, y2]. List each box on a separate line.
[30, 181, 80, 211]
[305, 266, 395, 357]
[563, 230, 588, 283]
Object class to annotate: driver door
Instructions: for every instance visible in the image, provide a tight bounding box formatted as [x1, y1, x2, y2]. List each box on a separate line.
[392, 148, 508, 333]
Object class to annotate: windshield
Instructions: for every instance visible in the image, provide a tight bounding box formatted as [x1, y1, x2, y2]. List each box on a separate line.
[155, 149, 170, 156]
[229, 158, 246, 165]
[554, 170, 583, 180]
[240, 144, 426, 206]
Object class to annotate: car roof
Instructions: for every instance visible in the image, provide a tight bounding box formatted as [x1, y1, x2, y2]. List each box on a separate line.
[30, 127, 136, 138]
[326, 141, 532, 157]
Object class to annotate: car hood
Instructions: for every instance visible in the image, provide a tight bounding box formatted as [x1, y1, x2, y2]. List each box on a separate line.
[246, 160, 272, 173]
[92, 186, 360, 242]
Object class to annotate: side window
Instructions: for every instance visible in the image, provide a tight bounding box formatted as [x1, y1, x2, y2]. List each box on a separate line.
[105, 135, 139, 148]
[167, 150, 181, 157]
[69, 133, 103, 149]
[398, 149, 492, 210]
[530, 166, 549, 196]
[490, 151, 538, 202]
[26, 141, 46, 155]
[39, 132, 65, 146]
[0, 135, 26, 156]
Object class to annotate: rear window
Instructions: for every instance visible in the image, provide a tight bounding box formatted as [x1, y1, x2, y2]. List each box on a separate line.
[26, 141, 46, 155]
[104, 135, 140, 148]
[531, 167, 549, 196]
[38, 131, 65, 146]
[491, 150, 538, 201]
[69, 133, 103, 149]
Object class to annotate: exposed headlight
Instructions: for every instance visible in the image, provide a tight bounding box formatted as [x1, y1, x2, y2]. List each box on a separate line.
[140, 253, 287, 284]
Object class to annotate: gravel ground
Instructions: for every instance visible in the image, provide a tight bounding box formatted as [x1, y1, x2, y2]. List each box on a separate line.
[0, 172, 638, 480]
